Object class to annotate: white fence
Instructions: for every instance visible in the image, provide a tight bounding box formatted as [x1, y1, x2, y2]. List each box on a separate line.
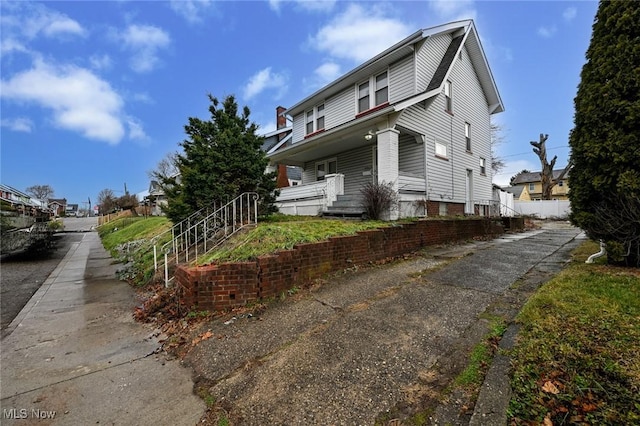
[514, 200, 571, 219]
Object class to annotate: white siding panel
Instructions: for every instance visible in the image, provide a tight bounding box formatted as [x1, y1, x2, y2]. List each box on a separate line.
[389, 54, 415, 103]
[292, 112, 305, 144]
[395, 40, 495, 206]
[416, 34, 452, 93]
[325, 88, 355, 130]
[398, 133, 424, 177]
[302, 146, 373, 197]
[339, 146, 375, 196]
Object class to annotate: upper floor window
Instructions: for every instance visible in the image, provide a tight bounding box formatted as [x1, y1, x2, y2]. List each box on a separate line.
[358, 81, 370, 113]
[558, 180, 564, 187]
[479, 157, 486, 175]
[316, 104, 325, 131]
[465, 122, 471, 151]
[358, 71, 388, 113]
[375, 72, 388, 105]
[305, 103, 325, 135]
[529, 183, 535, 191]
[444, 80, 452, 113]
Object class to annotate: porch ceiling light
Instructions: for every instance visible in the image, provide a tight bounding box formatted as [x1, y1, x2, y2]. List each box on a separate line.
[364, 130, 375, 141]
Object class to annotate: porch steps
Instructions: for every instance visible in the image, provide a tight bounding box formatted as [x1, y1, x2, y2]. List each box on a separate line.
[322, 195, 365, 218]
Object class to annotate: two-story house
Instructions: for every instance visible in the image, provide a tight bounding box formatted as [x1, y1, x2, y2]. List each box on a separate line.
[510, 169, 570, 201]
[268, 20, 504, 219]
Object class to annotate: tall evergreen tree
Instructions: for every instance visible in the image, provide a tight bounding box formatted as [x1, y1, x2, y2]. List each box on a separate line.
[163, 95, 278, 223]
[569, 0, 640, 266]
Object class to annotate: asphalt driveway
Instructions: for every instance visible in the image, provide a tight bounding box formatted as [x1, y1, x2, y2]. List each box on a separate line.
[186, 222, 585, 425]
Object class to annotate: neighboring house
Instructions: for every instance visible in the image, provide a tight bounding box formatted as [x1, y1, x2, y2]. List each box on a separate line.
[267, 20, 504, 219]
[510, 169, 570, 201]
[65, 204, 79, 216]
[0, 184, 45, 215]
[145, 180, 169, 216]
[262, 106, 302, 189]
[48, 198, 67, 217]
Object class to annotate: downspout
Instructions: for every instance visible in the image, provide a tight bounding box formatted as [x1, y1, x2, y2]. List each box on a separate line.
[586, 240, 606, 264]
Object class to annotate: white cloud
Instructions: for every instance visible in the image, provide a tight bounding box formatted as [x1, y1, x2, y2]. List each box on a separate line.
[1, 117, 34, 133]
[303, 61, 342, 92]
[309, 4, 412, 63]
[258, 120, 277, 135]
[428, 0, 477, 22]
[1, 38, 29, 56]
[169, 0, 214, 24]
[126, 116, 148, 141]
[89, 54, 112, 71]
[117, 24, 171, 73]
[269, 0, 336, 13]
[242, 67, 288, 100]
[537, 25, 557, 38]
[563, 7, 577, 22]
[0, 59, 126, 144]
[1, 2, 86, 41]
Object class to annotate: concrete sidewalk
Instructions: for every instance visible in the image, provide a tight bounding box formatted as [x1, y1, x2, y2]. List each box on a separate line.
[1, 231, 204, 425]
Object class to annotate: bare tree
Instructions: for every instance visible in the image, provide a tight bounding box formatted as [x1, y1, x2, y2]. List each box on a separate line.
[490, 120, 506, 174]
[148, 152, 179, 183]
[97, 188, 117, 214]
[530, 133, 571, 200]
[25, 184, 54, 201]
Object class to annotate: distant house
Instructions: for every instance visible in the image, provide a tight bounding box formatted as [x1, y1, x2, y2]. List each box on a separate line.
[267, 19, 504, 219]
[48, 198, 67, 217]
[1, 184, 45, 215]
[510, 169, 570, 201]
[65, 204, 79, 216]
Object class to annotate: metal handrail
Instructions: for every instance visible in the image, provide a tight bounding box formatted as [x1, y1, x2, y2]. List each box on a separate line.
[158, 192, 259, 287]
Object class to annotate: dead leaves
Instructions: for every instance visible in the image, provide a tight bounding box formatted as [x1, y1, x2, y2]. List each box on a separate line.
[191, 330, 214, 347]
[541, 380, 560, 395]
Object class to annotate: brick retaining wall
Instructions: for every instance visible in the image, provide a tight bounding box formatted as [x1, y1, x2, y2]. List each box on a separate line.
[176, 218, 504, 311]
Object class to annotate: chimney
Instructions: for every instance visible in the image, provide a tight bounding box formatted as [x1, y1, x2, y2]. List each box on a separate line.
[276, 106, 287, 130]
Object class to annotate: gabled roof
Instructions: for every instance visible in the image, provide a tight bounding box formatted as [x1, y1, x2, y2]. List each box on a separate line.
[286, 19, 503, 117]
[511, 169, 571, 185]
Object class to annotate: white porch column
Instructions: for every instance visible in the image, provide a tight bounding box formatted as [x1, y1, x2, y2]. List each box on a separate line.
[376, 128, 400, 220]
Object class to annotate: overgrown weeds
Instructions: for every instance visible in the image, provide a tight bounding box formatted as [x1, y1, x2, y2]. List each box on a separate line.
[508, 240, 640, 425]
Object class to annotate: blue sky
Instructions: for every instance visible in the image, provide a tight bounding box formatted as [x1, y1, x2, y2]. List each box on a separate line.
[1, 0, 598, 206]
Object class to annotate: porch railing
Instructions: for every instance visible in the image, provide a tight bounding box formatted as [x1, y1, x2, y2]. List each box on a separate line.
[276, 173, 344, 208]
[159, 192, 259, 287]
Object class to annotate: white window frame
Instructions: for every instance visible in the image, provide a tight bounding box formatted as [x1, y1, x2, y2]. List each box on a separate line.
[465, 122, 471, 152]
[479, 157, 486, 175]
[315, 158, 337, 181]
[357, 70, 389, 113]
[435, 140, 448, 158]
[529, 183, 535, 191]
[444, 80, 452, 113]
[305, 103, 325, 135]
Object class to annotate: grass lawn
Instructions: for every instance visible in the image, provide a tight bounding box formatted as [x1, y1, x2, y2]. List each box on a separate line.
[198, 214, 392, 264]
[508, 240, 640, 425]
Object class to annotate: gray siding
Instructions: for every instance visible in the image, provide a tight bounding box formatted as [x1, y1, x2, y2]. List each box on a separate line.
[396, 43, 493, 205]
[325, 89, 355, 130]
[389, 54, 415, 103]
[292, 112, 305, 144]
[398, 133, 424, 177]
[302, 145, 374, 197]
[416, 34, 452, 93]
